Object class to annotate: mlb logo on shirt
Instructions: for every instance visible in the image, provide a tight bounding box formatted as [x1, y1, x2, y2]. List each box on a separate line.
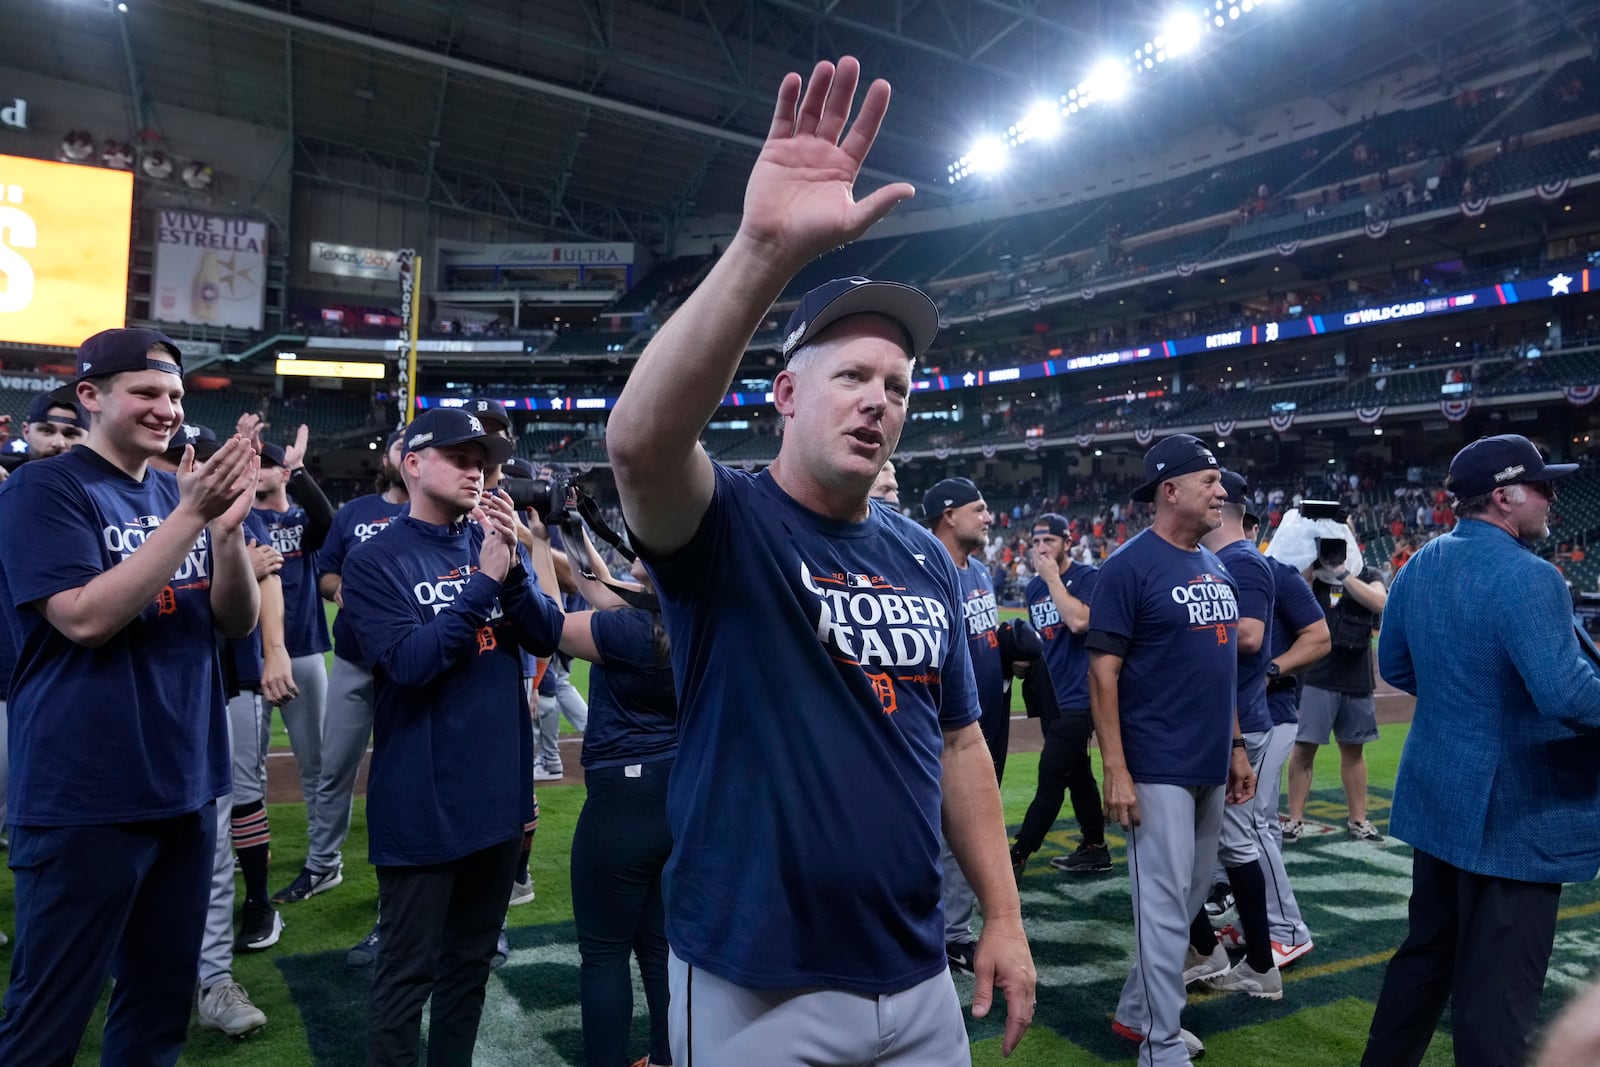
[848, 573, 874, 588]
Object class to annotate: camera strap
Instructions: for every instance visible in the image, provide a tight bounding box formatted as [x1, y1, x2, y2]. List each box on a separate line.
[568, 492, 661, 613]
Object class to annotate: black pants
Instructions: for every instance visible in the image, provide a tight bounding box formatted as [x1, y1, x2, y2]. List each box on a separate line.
[1361, 848, 1562, 1067]
[1013, 708, 1104, 856]
[369, 836, 523, 1067]
[0, 805, 216, 1067]
[571, 760, 674, 1067]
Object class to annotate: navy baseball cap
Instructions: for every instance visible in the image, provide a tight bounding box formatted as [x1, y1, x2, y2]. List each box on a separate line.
[384, 429, 405, 452]
[1220, 469, 1250, 505]
[921, 477, 983, 522]
[1132, 434, 1220, 503]
[1031, 513, 1070, 538]
[502, 457, 536, 481]
[258, 442, 288, 468]
[166, 422, 220, 461]
[52, 328, 185, 404]
[1446, 434, 1579, 498]
[461, 398, 511, 432]
[402, 408, 514, 465]
[781, 277, 940, 362]
[25, 392, 86, 429]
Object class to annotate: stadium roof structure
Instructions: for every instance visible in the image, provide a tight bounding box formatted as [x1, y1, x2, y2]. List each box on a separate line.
[4, 0, 1596, 245]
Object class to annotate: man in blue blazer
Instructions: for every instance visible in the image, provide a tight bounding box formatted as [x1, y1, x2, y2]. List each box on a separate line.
[1362, 434, 1600, 1067]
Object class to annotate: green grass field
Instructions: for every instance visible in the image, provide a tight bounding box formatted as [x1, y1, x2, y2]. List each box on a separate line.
[21, 609, 1590, 1063]
[9, 721, 1592, 1065]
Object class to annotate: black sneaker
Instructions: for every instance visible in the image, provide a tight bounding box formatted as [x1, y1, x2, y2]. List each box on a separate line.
[1010, 845, 1028, 884]
[946, 941, 976, 974]
[346, 923, 381, 968]
[1049, 842, 1113, 874]
[272, 864, 342, 905]
[1203, 882, 1235, 919]
[235, 901, 284, 952]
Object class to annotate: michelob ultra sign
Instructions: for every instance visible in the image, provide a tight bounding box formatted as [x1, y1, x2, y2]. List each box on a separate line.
[0, 154, 133, 348]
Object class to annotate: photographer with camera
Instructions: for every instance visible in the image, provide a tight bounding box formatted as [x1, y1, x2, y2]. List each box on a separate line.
[1281, 502, 1388, 844]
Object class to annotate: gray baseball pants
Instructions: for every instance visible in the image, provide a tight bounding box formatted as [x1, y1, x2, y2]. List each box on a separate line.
[667, 949, 970, 1066]
[1115, 781, 1224, 1066]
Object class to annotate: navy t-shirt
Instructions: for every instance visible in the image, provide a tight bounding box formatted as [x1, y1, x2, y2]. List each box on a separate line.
[343, 515, 564, 866]
[252, 503, 332, 659]
[580, 608, 678, 770]
[318, 493, 407, 665]
[1266, 558, 1325, 726]
[1026, 562, 1100, 711]
[1216, 539, 1275, 734]
[224, 511, 273, 693]
[1088, 529, 1240, 786]
[0, 447, 231, 824]
[956, 560, 1005, 733]
[640, 464, 980, 995]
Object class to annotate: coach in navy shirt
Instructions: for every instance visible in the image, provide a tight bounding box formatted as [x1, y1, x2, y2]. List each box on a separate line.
[0, 328, 260, 1065]
[342, 408, 563, 1065]
[1089, 435, 1252, 1063]
[607, 58, 1035, 1066]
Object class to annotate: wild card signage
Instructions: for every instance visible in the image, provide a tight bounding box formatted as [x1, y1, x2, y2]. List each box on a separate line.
[153, 211, 266, 330]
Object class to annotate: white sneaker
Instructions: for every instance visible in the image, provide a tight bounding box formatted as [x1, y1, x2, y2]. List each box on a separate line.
[1183, 942, 1230, 985]
[508, 872, 536, 907]
[1202, 957, 1283, 1000]
[1272, 939, 1314, 969]
[533, 766, 564, 781]
[198, 980, 267, 1037]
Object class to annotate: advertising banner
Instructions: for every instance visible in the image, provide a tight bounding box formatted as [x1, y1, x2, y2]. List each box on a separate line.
[309, 241, 401, 281]
[0, 153, 132, 347]
[153, 211, 266, 330]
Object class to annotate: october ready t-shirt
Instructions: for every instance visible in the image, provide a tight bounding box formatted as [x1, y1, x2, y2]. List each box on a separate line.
[1266, 557, 1325, 725]
[0, 447, 230, 824]
[1088, 529, 1239, 786]
[253, 502, 331, 659]
[1026, 562, 1100, 711]
[318, 493, 407, 664]
[1216, 538, 1275, 734]
[641, 464, 979, 996]
[224, 510, 273, 694]
[956, 558, 1005, 735]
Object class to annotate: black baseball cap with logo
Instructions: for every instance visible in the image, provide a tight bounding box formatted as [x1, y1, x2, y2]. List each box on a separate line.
[1132, 434, 1221, 503]
[461, 398, 512, 433]
[165, 423, 220, 461]
[402, 408, 514, 465]
[1031, 513, 1070, 539]
[1446, 434, 1579, 498]
[921, 477, 983, 523]
[25, 392, 87, 430]
[781, 277, 941, 362]
[1219, 468, 1259, 523]
[51, 328, 185, 405]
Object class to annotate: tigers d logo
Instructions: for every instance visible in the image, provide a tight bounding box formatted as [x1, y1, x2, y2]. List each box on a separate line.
[866, 670, 898, 715]
[155, 585, 177, 616]
[476, 626, 498, 654]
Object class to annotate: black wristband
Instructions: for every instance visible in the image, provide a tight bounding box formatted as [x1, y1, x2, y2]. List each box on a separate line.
[1231, 737, 1247, 750]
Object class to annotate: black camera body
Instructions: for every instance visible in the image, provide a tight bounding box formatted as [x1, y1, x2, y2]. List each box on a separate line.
[1301, 499, 1347, 522]
[1316, 537, 1347, 568]
[500, 471, 572, 524]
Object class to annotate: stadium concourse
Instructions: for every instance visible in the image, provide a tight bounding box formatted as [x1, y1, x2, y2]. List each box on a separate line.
[7, 0, 1600, 1063]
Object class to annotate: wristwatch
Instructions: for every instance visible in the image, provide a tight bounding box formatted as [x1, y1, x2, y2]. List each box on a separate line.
[1231, 738, 1247, 750]
[1265, 661, 1281, 679]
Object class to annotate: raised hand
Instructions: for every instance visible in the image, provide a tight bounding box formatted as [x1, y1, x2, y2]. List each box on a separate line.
[472, 491, 520, 583]
[282, 423, 310, 471]
[235, 412, 264, 450]
[740, 56, 915, 270]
